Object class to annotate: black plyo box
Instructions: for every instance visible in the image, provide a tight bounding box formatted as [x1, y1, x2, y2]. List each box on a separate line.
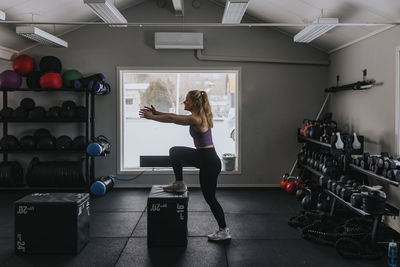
[147, 185, 188, 247]
[14, 193, 90, 255]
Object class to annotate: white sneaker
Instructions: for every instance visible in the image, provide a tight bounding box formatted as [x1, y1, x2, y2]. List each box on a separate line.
[207, 228, 231, 241]
[162, 181, 187, 193]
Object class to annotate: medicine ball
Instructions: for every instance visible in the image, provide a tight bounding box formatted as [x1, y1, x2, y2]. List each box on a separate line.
[12, 106, 27, 119]
[46, 106, 61, 119]
[20, 98, 35, 111]
[34, 128, 51, 141]
[72, 136, 86, 150]
[0, 70, 22, 89]
[20, 135, 36, 150]
[37, 135, 56, 150]
[27, 71, 43, 88]
[0, 107, 13, 119]
[62, 70, 83, 88]
[0, 135, 19, 150]
[12, 54, 34, 76]
[39, 56, 62, 73]
[40, 73, 62, 88]
[56, 135, 72, 150]
[28, 106, 46, 120]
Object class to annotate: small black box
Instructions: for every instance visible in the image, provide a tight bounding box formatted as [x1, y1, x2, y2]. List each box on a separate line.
[15, 193, 90, 255]
[147, 185, 188, 247]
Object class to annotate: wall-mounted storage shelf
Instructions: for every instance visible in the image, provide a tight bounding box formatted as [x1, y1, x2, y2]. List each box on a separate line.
[349, 164, 399, 187]
[298, 134, 331, 148]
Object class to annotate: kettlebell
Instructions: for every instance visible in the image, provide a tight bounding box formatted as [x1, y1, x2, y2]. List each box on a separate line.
[301, 189, 313, 210]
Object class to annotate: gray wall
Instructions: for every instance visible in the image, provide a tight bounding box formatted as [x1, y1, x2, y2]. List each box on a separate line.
[328, 25, 400, 230]
[12, 0, 328, 187]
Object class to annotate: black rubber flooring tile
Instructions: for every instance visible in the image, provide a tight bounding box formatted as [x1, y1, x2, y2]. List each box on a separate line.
[90, 212, 143, 237]
[188, 212, 224, 236]
[90, 189, 149, 212]
[0, 238, 13, 265]
[225, 213, 301, 239]
[116, 237, 227, 267]
[1, 237, 127, 267]
[0, 210, 14, 238]
[225, 239, 385, 267]
[217, 188, 300, 214]
[186, 189, 211, 212]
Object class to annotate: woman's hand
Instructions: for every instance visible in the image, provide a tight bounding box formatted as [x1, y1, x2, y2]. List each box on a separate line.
[144, 105, 158, 115]
[139, 108, 153, 119]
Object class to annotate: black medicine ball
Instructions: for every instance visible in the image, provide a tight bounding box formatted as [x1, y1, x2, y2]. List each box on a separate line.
[39, 56, 62, 73]
[27, 71, 43, 88]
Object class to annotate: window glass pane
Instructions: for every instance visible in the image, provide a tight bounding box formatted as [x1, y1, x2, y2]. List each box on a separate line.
[121, 70, 237, 170]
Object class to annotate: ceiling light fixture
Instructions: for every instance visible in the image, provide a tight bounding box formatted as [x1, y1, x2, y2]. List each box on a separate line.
[221, 0, 250, 24]
[294, 18, 339, 43]
[0, 10, 5, 21]
[16, 26, 68, 48]
[84, 0, 127, 27]
[172, 0, 184, 16]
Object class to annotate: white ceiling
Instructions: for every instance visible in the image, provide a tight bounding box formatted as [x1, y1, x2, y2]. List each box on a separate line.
[0, 0, 399, 55]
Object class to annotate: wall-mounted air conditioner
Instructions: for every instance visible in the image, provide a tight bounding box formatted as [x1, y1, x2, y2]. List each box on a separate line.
[154, 32, 203, 50]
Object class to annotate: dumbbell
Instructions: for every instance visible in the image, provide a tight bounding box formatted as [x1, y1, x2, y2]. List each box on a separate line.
[387, 169, 400, 182]
[377, 152, 390, 168]
[350, 193, 363, 208]
[317, 193, 330, 212]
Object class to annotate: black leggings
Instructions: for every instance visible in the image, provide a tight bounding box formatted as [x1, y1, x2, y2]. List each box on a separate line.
[169, 146, 227, 229]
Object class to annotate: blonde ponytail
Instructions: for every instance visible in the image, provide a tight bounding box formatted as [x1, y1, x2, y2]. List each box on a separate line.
[187, 90, 214, 128]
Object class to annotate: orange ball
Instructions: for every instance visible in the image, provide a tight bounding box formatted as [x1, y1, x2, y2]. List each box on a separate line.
[40, 73, 62, 88]
[13, 54, 34, 76]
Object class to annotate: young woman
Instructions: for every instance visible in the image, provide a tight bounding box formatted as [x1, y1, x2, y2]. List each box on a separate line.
[139, 90, 231, 241]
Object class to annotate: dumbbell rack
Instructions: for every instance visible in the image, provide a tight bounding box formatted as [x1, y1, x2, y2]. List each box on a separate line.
[297, 131, 400, 244]
[0, 87, 95, 192]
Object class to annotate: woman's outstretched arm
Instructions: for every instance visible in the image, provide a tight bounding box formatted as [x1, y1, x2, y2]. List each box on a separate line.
[139, 108, 201, 126]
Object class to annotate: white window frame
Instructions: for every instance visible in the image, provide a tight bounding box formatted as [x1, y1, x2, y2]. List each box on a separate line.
[116, 66, 242, 175]
[396, 47, 400, 155]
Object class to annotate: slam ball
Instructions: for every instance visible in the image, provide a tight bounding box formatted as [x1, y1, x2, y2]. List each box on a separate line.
[39, 56, 62, 73]
[0, 70, 22, 89]
[62, 70, 83, 88]
[27, 71, 43, 88]
[40, 73, 62, 88]
[12, 54, 34, 76]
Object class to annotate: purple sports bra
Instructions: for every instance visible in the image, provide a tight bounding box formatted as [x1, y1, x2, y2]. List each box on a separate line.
[189, 126, 214, 148]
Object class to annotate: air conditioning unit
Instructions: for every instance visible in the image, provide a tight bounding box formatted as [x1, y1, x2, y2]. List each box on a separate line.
[154, 32, 203, 50]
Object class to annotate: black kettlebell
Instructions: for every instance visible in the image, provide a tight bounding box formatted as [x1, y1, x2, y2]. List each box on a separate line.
[19, 135, 36, 150]
[296, 187, 307, 201]
[301, 189, 313, 210]
[0, 135, 19, 151]
[12, 106, 28, 119]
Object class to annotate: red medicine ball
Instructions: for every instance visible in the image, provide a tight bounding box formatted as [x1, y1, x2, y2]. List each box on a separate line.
[12, 54, 34, 76]
[40, 73, 62, 88]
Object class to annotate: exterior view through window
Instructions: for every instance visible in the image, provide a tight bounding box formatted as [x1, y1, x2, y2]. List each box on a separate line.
[119, 69, 238, 171]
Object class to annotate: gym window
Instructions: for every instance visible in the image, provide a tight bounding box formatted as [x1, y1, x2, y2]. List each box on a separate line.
[117, 68, 240, 173]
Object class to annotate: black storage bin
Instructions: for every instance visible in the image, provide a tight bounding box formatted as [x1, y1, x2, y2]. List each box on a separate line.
[14, 193, 90, 254]
[147, 185, 188, 247]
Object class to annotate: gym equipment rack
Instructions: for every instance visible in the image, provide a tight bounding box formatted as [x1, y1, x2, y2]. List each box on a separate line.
[0, 87, 95, 192]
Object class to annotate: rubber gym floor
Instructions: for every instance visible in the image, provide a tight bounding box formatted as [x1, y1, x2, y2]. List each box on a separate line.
[0, 188, 387, 266]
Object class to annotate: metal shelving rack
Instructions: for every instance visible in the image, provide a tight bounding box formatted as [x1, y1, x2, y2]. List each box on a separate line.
[0, 87, 94, 191]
